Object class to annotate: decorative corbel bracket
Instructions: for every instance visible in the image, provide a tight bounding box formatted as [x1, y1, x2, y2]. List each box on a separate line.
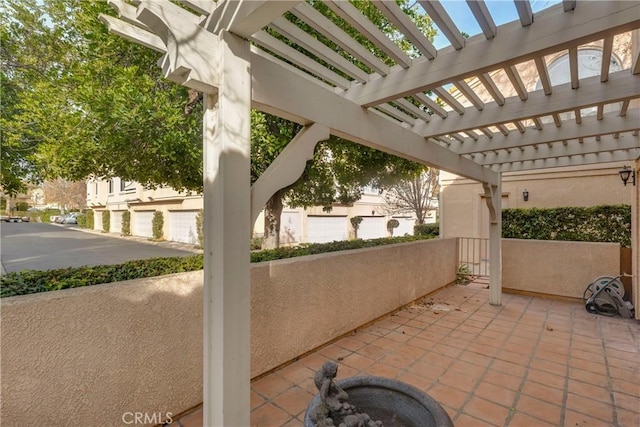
[251, 123, 330, 226]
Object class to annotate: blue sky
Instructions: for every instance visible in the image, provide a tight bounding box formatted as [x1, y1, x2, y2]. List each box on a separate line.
[433, 0, 562, 49]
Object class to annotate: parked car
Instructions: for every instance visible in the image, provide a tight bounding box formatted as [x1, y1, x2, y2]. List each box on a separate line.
[1, 216, 29, 223]
[61, 213, 79, 224]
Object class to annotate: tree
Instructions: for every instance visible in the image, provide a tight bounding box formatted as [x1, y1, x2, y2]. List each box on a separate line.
[43, 179, 86, 212]
[383, 169, 440, 225]
[253, 0, 437, 248]
[1, 0, 202, 194]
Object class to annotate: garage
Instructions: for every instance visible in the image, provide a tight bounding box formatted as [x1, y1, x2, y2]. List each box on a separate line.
[358, 216, 386, 240]
[306, 216, 348, 243]
[110, 210, 124, 234]
[169, 210, 199, 244]
[94, 211, 102, 232]
[280, 211, 301, 244]
[393, 217, 415, 237]
[134, 211, 154, 238]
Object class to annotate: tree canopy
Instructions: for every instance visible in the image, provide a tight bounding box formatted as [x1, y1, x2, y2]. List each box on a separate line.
[2, 0, 437, 247]
[1, 0, 201, 195]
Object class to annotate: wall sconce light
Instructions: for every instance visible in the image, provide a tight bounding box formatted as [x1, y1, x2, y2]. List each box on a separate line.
[618, 166, 636, 186]
[522, 189, 529, 202]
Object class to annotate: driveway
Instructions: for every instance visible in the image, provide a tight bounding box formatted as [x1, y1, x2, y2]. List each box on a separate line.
[0, 222, 198, 273]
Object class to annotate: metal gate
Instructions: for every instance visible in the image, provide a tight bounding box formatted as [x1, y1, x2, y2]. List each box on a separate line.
[457, 237, 489, 277]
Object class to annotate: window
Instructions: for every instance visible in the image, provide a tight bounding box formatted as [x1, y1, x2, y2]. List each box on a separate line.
[108, 179, 114, 194]
[536, 48, 622, 121]
[120, 180, 136, 193]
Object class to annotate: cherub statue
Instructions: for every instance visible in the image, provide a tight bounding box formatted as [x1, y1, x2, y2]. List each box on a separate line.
[314, 361, 349, 411]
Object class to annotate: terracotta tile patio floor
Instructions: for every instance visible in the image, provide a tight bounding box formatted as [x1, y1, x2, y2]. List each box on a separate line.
[170, 279, 639, 427]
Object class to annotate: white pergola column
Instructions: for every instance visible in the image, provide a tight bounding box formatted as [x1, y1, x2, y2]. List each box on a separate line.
[483, 178, 502, 306]
[203, 30, 252, 426]
[632, 158, 639, 320]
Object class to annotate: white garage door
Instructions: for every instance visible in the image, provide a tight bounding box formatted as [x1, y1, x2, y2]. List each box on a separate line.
[280, 211, 301, 244]
[358, 217, 386, 240]
[306, 216, 348, 243]
[169, 210, 199, 244]
[394, 217, 415, 237]
[94, 212, 102, 231]
[134, 211, 154, 238]
[111, 211, 123, 234]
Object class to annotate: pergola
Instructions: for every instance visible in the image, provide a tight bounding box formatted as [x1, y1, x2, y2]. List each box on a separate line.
[100, 1, 640, 425]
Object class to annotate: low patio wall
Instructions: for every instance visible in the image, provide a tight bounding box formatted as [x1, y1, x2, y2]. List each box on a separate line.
[0, 238, 456, 427]
[502, 239, 621, 299]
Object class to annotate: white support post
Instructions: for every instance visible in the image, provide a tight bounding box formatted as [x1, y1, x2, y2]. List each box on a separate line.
[203, 30, 252, 426]
[483, 177, 502, 306]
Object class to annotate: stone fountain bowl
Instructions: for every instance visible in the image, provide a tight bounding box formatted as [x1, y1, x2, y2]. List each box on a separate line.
[304, 376, 454, 427]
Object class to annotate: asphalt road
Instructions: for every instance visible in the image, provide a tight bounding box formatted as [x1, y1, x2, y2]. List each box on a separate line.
[0, 222, 197, 273]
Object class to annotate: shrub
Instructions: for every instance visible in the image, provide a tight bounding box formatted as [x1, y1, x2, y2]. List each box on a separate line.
[77, 213, 87, 228]
[16, 201, 29, 211]
[152, 211, 164, 240]
[102, 210, 111, 233]
[85, 210, 94, 230]
[414, 223, 439, 237]
[122, 211, 131, 236]
[0, 255, 204, 298]
[1, 235, 437, 297]
[250, 236, 263, 250]
[502, 205, 631, 247]
[40, 209, 61, 223]
[195, 209, 204, 248]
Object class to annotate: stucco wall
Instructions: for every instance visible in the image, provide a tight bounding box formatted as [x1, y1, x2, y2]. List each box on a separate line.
[440, 162, 632, 239]
[503, 239, 620, 299]
[0, 238, 456, 427]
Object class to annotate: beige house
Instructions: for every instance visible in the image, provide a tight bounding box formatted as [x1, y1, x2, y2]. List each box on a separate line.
[86, 177, 436, 244]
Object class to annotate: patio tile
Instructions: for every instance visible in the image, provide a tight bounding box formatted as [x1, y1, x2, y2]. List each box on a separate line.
[177, 409, 202, 427]
[526, 368, 566, 389]
[250, 403, 292, 427]
[612, 390, 640, 413]
[610, 377, 640, 397]
[252, 375, 294, 399]
[509, 412, 556, 427]
[520, 380, 565, 405]
[514, 394, 562, 425]
[271, 386, 314, 417]
[566, 393, 615, 424]
[340, 352, 376, 371]
[439, 369, 480, 393]
[474, 381, 517, 408]
[427, 382, 470, 410]
[172, 282, 640, 427]
[483, 369, 523, 391]
[616, 407, 640, 427]
[567, 378, 612, 404]
[453, 413, 498, 427]
[563, 409, 612, 427]
[462, 396, 512, 426]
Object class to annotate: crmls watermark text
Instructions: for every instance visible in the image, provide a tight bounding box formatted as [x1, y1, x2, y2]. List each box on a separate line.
[122, 412, 173, 425]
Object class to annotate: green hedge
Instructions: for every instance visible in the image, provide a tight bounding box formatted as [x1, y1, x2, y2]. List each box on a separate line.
[122, 211, 131, 236]
[0, 256, 204, 298]
[102, 210, 110, 233]
[1, 235, 436, 298]
[152, 211, 164, 240]
[502, 205, 631, 247]
[40, 209, 62, 223]
[414, 223, 439, 237]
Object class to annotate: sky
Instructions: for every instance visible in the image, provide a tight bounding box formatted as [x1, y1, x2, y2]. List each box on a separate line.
[432, 0, 563, 49]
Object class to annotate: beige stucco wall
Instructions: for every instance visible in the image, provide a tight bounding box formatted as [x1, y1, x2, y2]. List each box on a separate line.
[1, 239, 456, 427]
[440, 162, 632, 238]
[503, 239, 620, 299]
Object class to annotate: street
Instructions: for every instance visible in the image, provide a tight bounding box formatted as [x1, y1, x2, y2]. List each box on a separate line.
[0, 222, 196, 273]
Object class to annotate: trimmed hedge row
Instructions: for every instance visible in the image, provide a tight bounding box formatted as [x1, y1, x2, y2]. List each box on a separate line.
[0, 235, 436, 298]
[502, 205, 631, 247]
[414, 223, 439, 237]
